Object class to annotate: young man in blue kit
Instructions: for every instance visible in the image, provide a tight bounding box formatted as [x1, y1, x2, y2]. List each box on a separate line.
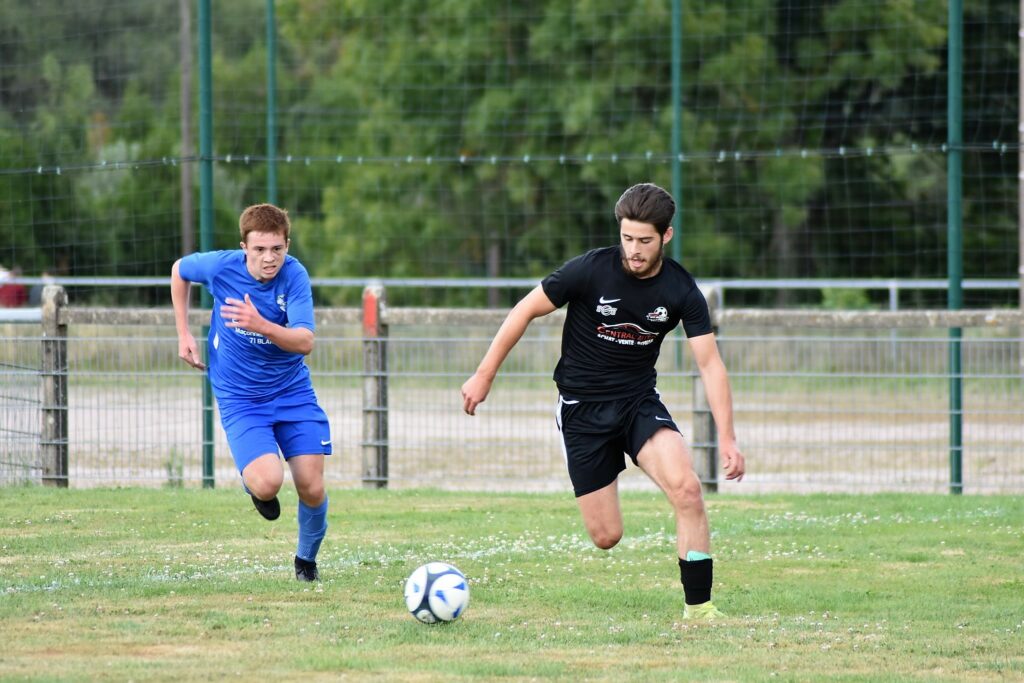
[461, 183, 745, 619]
[171, 203, 330, 582]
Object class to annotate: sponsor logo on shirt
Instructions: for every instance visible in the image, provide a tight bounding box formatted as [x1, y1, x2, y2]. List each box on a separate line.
[595, 295, 619, 317]
[646, 306, 669, 323]
[277, 293, 287, 312]
[235, 328, 272, 344]
[595, 322, 659, 347]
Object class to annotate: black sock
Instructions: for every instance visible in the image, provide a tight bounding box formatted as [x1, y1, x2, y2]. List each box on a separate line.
[679, 557, 713, 605]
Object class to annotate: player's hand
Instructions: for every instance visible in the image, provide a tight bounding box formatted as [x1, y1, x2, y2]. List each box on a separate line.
[177, 333, 206, 370]
[221, 293, 265, 334]
[460, 373, 493, 416]
[720, 439, 745, 481]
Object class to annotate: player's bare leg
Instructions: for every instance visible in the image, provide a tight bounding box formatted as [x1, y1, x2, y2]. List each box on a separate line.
[576, 479, 624, 550]
[242, 452, 285, 499]
[287, 454, 326, 507]
[243, 452, 285, 520]
[636, 428, 709, 555]
[288, 454, 328, 581]
[637, 427, 722, 619]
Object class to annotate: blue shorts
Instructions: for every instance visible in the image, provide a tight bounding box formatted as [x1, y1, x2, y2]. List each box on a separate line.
[217, 385, 332, 474]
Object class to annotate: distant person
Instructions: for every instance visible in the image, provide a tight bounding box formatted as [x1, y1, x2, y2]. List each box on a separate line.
[0, 265, 29, 308]
[28, 270, 56, 307]
[461, 183, 745, 619]
[171, 203, 331, 582]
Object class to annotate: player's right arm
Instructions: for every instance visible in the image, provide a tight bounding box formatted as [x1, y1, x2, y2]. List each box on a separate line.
[461, 285, 556, 415]
[171, 258, 206, 370]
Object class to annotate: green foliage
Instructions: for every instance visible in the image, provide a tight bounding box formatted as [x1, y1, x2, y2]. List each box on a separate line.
[820, 287, 872, 310]
[0, 488, 1022, 680]
[0, 1, 1017, 304]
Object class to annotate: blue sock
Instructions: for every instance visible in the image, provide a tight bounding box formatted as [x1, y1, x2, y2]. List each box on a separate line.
[686, 550, 711, 562]
[296, 496, 328, 562]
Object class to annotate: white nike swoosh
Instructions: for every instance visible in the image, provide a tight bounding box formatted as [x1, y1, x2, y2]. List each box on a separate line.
[654, 416, 672, 421]
[598, 296, 621, 304]
[320, 440, 332, 446]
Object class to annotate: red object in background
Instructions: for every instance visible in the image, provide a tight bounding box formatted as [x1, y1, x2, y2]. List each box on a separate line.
[0, 282, 28, 307]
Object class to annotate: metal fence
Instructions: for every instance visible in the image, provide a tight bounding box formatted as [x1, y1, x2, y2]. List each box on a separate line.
[1, 288, 1022, 493]
[4, 275, 1021, 309]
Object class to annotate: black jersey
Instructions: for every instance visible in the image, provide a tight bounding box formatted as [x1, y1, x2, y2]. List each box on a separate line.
[541, 246, 712, 400]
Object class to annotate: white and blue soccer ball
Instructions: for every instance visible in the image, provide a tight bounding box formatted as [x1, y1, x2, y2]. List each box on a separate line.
[403, 562, 470, 624]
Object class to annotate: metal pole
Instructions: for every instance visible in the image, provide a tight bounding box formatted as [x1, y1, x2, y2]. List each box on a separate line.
[889, 281, 899, 365]
[361, 284, 389, 488]
[1018, 0, 1024, 373]
[266, 0, 278, 205]
[947, 0, 963, 495]
[692, 287, 719, 493]
[40, 286, 68, 487]
[198, 0, 215, 488]
[198, 0, 213, 256]
[179, 0, 194, 256]
[670, 0, 682, 262]
[670, 0, 687, 373]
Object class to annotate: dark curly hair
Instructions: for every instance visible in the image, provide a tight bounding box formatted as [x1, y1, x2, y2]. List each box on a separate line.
[614, 183, 676, 236]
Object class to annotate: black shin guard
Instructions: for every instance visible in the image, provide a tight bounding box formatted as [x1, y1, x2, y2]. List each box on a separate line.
[678, 557, 713, 605]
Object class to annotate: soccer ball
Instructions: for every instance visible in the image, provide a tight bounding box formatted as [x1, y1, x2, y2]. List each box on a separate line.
[403, 562, 470, 624]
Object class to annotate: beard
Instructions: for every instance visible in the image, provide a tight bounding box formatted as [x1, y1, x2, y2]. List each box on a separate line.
[619, 244, 664, 279]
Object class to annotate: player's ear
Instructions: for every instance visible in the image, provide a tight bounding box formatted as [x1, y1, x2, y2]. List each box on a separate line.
[662, 225, 674, 245]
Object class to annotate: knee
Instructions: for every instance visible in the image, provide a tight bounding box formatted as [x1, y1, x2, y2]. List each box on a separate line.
[296, 480, 325, 507]
[590, 527, 623, 550]
[666, 473, 705, 511]
[247, 478, 282, 501]
[244, 465, 283, 500]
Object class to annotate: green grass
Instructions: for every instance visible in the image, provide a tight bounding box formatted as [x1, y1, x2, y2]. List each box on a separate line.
[1, 489, 1022, 682]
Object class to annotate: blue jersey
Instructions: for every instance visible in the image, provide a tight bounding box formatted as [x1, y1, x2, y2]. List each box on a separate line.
[178, 250, 316, 402]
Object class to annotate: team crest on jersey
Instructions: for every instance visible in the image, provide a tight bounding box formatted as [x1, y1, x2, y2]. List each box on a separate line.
[646, 306, 669, 323]
[276, 294, 286, 312]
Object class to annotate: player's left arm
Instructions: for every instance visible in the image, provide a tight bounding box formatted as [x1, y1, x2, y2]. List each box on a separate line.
[220, 293, 314, 355]
[688, 333, 745, 481]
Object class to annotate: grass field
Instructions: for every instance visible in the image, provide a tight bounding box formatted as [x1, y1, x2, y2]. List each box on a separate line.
[1, 488, 1022, 682]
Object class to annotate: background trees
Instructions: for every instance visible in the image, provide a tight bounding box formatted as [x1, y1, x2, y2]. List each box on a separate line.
[0, 1, 1016, 306]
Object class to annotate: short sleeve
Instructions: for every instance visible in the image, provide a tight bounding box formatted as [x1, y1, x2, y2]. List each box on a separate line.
[679, 284, 713, 338]
[177, 251, 227, 287]
[541, 252, 592, 308]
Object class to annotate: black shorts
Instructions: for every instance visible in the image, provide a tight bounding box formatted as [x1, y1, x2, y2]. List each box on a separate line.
[555, 390, 681, 497]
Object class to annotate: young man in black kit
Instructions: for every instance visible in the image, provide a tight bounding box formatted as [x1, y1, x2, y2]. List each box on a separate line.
[461, 182, 745, 619]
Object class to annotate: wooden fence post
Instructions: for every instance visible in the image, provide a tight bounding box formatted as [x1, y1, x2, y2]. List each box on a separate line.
[692, 286, 720, 493]
[361, 283, 389, 488]
[40, 285, 68, 487]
